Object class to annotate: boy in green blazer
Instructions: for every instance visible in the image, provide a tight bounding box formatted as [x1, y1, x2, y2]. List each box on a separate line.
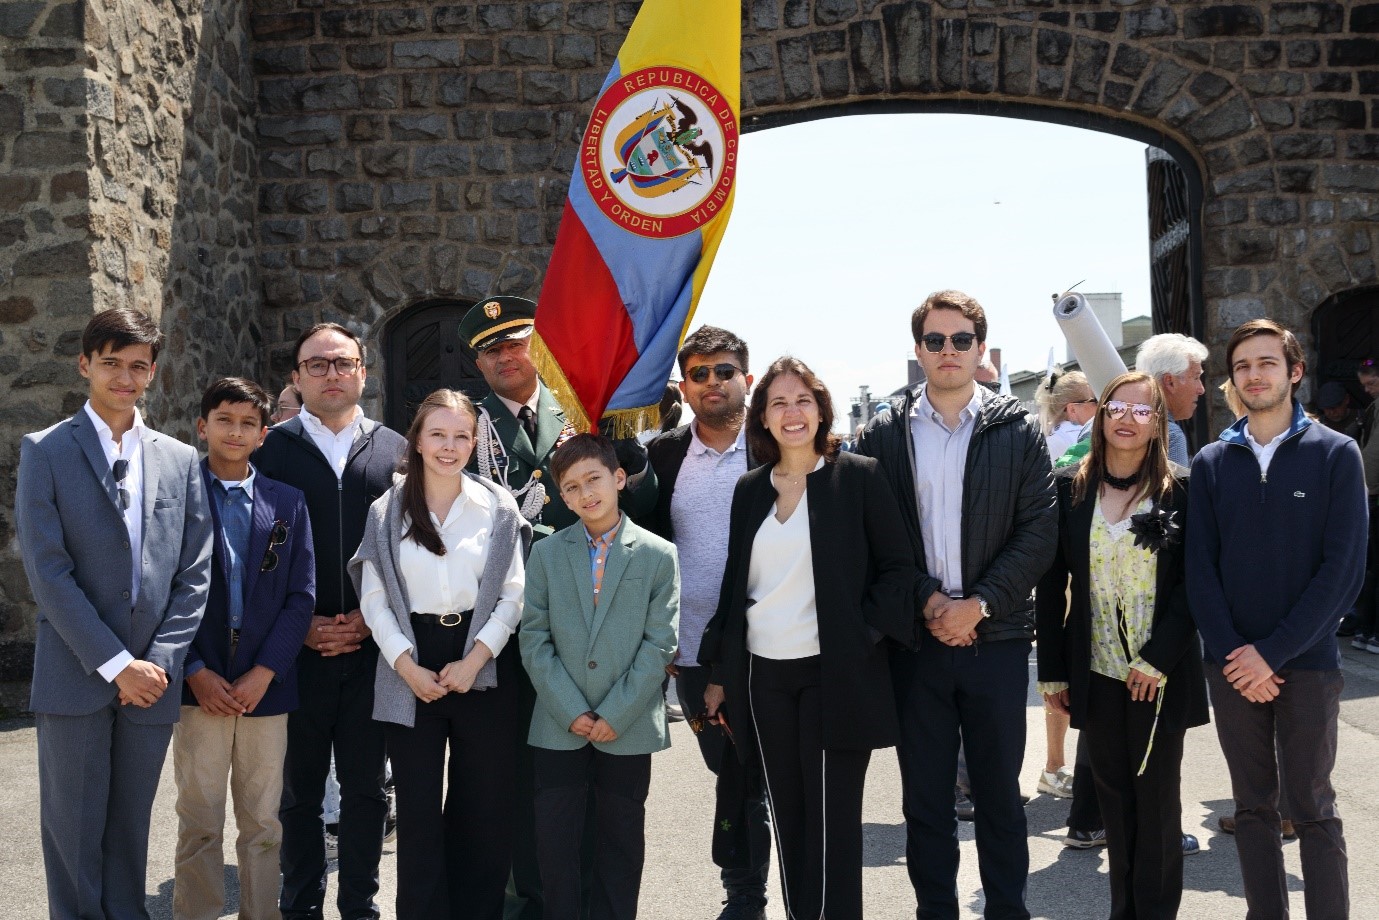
[520, 434, 679, 920]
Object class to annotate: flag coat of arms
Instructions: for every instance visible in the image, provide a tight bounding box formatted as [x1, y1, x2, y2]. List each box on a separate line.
[532, 0, 740, 434]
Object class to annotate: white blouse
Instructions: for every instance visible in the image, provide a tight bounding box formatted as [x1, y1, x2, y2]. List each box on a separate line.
[361, 483, 525, 670]
[1045, 420, 1083, 466]
[745, 485, 821, 660]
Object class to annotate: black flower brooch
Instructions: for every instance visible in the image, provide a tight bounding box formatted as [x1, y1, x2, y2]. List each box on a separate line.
[1128, 506, 1182, 553]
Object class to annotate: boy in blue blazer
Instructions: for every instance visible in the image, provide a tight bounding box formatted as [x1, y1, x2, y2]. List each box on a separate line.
[520, 434, 679, 920]
[174, 378, 316, 920]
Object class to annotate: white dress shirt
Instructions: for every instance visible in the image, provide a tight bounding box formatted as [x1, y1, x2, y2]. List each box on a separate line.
[910, 385, 983, 595]
[745, 459, 824, 660]
[298, 404, 364, 480]
[360, 482, 526, 670]
[1244, 421, 1290, 475]
[670, 423, 748, 664]
[496, 390, 540, 421]
[85, 401, 147, 682]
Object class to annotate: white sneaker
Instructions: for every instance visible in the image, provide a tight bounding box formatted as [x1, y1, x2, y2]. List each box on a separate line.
[1352, 634, 1370, 651]
[1366, 638, 1379, 655]
[1038, 767, 1074, 798]
[324, 828, 339, 861]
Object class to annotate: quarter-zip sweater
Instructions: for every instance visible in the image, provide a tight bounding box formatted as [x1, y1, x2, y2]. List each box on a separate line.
[1187, 401, 1367, 672]
[252, 416, 407, 622]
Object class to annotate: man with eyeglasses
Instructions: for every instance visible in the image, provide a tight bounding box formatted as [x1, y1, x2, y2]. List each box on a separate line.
[643, 325, 771, 920]
[856, 290, 1056, 920]
[16, 307, 214, 920]
[252, 322, 407, 920]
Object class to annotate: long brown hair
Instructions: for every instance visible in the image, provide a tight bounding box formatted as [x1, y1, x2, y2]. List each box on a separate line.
[746, 356, 841, 465]
[400, 389, 478, 555]
[1071, 372, 1175, 507]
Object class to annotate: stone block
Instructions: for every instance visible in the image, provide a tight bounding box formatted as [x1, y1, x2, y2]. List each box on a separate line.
[0, 297, 35, 324]
[1323, 164, 1379, 192]
[381, 183, 432, 211]
[554, 34, 597, 69]
[1184, 5, 1264, 38]
[501, 35, 549, 66]
[492, 180, 536, 210]
[1272, 133, 1334, 159]
[11, 360, 70, 389]
[1125, 7, 1176, 38]
[434, 6, 470, 33]
[49, 171, 87, 203]
[1286, 39, 1321, 66]
[320, 10, 372, 37]
[784, 0, 808, 29]
[310, 45, 342, 72]
[359, 146, 407, 179]
[414, 145, 471, 177]
[335, 183, 375, 212]
[390, 114, 449, 141]
[403, 75, 434, 108]
[12, 131, 85, 168]
[1249, 41, 1282, 67]
[1328, 39, 1379, 66]
[1000, 27, 1033, 95]
[967, 61, 995, 94]
[435, 74, 468, 107]
[493, 110, 553, 138]
[811, 30, 846, 55]
[1035, 66, 1065, 98]
[473, 71, 519, 103]
[377, 9, 426, 35]
[818, 59, 850, 98]
[524, 72, 574, 105]
[968, 20, 995, 56]
[0, 176, 40, 210]
[1132, 60, 1192, 116]
[1256, 198, 1301, 225]
[401, 216, 439, 240]
[262, 150, 302, 179]
[0, 2, 45, 39]
[345, 45, 387, 70]
[306, 149, 356, 179]
[476, 145, 508, 173]
[261, 219, 308, 245]
[254, 47, 307, 75]
[1212, 165, 1276, 194]
[1218, 229, 1278, 264]
[1270, 2, 1344, 33]
[1205, 198, 1250, 227]
[453, 111, 488, 139]
[850, 21, 885, 94]
[1240, 72, 1304, 96]
[1102, 81, 1133, 110]
[315, 217, 348, 242]
[476, 3, 519, 31]
[779, 37, 815, 101]
[1309, 71, 1351, 92]
[1299, 99, 1365, 129]
[258, 115, 343, 146]
[1037, 30, 1071, 65]
[1171, 41, 1213, 65]
[1214, 41, 1246, 71]
[286, 184, 328, 214]
[395, 41, 461, 69]
[1348, 135, 1379, 160]
[465, 39, 495, 65]
[815, 0, 857, 26]
[356, 215, 397, 239]
[1190, 72, 1231, 104]
[1351, 3, 1379, 32]
[0, 92, 20, 132]
[883, 2, 931, 92]
[526, 2, 561, 30]
[1069, 38, 1110, 103]
[362, 76, 401, 109]
[251, 12, 314, 41]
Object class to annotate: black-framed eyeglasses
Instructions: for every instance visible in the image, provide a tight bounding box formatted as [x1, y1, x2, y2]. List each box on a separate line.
[1103, 400, 1156, 424]
[920, 332, 978, 353]
[112, 459, 131, 511]
[297, 356, 362, 377]
[261, 520, 288, 572]
[686, 363, 743, 384]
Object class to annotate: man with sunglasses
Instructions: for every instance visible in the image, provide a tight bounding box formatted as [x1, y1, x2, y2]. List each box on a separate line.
[644, 326, 771, 920]
[1189, 319, 1364, 920]
[16, 308, 214, 920]
[175, 377, 315, 920]
[252, 322, 407, 920]
[857, 290, 1056, 920]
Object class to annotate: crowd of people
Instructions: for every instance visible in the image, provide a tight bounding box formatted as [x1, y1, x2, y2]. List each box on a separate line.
[16, 292, 1363, 920]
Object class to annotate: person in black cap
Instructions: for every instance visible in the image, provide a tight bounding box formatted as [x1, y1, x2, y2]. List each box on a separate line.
[458, 295, 656, 920]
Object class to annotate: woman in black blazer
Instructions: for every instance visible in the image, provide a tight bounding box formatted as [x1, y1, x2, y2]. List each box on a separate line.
[699, 356, 916, 920]
[1036, 371, 1209, 920]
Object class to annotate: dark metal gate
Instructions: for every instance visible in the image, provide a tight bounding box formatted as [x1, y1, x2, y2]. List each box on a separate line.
[383, 299, 489, 433]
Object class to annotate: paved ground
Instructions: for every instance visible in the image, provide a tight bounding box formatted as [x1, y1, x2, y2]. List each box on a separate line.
[4, 644, 1379, 918]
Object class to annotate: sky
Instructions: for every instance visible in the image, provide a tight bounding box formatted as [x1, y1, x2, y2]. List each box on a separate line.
[692, 113, 1154, 428]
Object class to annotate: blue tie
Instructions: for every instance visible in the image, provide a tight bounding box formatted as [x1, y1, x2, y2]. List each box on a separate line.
[217, 483, 252, 632]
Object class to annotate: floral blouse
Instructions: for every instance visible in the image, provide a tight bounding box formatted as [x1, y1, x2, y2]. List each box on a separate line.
[1087, 495, 1165, 684]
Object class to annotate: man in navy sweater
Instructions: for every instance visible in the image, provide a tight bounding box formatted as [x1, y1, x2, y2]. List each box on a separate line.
[1188, 318, 1365, 920]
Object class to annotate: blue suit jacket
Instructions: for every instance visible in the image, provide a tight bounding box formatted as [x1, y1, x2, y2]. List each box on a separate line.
[182, 462, 316, 716]
[16, 410, 214, 724]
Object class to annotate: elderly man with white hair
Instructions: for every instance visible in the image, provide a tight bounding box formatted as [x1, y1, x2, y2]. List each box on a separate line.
[1135, 333, 1209, 466]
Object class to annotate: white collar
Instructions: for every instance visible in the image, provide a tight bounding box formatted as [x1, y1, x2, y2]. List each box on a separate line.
[214, 463, 257, 498]
[299, 404, 364, 439]
[688, 420, 746, 457]
[496, 389, 541, 420]
[914, 384, 982, 426]
[83, 400, 146, 448]
[1244, 422, 1288, 450]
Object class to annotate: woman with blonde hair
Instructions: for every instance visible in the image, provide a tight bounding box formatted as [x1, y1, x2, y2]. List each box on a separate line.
[1037, 370, 1099, 463]
[1036, 372, 1208, 919]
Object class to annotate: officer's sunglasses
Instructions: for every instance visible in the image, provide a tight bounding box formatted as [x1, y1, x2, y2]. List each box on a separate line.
[686, 363, 743, 384]
[920, 332, 978, 353]
[260, 521, 289, 572]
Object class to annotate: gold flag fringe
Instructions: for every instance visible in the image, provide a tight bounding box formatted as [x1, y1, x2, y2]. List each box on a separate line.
[528, 331, 661, 438]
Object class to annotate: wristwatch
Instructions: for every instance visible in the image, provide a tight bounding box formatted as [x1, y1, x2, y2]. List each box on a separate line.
[974, 595, 991, 619]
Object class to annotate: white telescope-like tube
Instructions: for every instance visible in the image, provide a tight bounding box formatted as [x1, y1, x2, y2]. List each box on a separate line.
[1052, 292, 1127, 397]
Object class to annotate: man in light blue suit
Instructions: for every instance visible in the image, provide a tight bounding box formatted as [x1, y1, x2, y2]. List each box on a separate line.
[15, 308, 213, 920]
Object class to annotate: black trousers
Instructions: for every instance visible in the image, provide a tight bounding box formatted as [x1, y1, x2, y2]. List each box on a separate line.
[533, 746, 651, 920]
[280, 645, 388, 920]
[1084, 672, 1186, 920]
[676, 664, 771, 905]
[386, 616, 519, 920]
[892, 639, 1031, 920]
[1208, 667, 1348, 920]
[1066, 730, 1104, 834]
[748, 654, 870, 920]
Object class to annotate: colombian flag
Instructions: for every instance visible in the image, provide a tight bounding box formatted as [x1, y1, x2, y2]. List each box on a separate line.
[532, 0, 740, 434]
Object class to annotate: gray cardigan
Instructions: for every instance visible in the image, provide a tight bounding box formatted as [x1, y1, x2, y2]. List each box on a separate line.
[348, 472, 532, 727]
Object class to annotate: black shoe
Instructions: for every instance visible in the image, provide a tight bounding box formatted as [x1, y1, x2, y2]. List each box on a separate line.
[1337, 616, 1360, 637]
[717, 896, 767, 920]
[956, 792, 975, 822]
[1182, 833, 1200, 855]
[1063, 828, 1107, 849]
[384, 785, 397, 843]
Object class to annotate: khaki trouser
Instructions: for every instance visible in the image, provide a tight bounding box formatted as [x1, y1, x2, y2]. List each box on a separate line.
[173, 705, 288, 920]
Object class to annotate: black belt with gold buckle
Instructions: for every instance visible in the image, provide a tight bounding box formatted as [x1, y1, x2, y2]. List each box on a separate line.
[411, 610, 467, 627]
